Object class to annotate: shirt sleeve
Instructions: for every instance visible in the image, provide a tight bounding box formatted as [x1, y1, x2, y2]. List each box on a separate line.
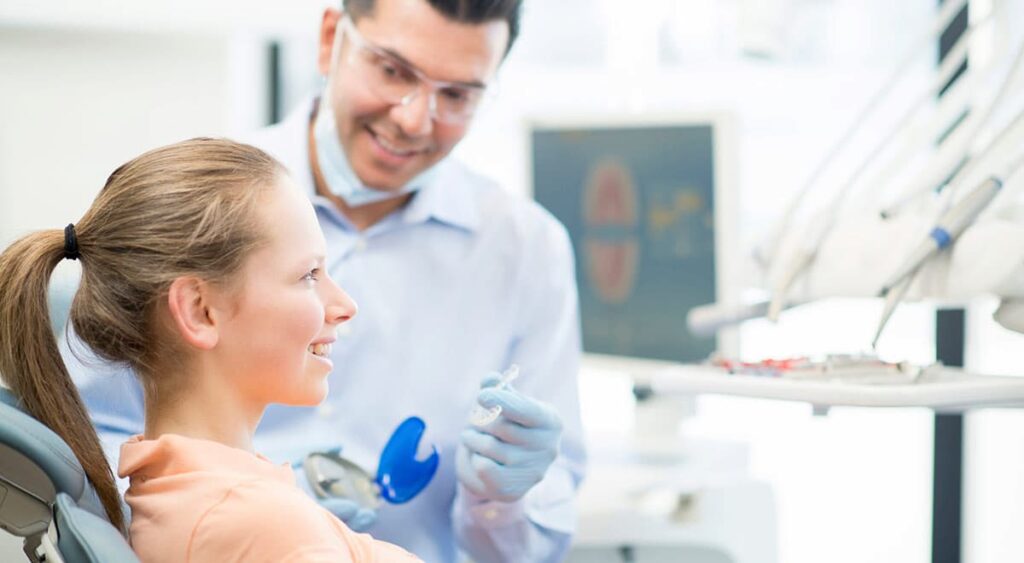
[452, 210, 587, 563]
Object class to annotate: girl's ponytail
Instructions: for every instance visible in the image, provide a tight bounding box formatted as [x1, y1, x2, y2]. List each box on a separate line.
[0, 230, 125, 533]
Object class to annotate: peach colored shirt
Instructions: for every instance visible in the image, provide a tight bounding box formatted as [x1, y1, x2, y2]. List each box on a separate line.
[118, 434, 420, 563]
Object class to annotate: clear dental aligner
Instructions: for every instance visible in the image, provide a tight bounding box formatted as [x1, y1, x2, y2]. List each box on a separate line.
[469, 365, 520, 427]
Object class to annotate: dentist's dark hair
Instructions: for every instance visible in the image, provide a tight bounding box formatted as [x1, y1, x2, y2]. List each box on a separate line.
[343, 0, 524, 55]
[0, 138, 283, 534]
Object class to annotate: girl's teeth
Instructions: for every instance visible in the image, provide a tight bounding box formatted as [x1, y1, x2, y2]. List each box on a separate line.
[309, 343, 331, 357]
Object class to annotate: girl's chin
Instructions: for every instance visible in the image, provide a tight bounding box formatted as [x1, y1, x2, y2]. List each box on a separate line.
[279, 380, 329, 408]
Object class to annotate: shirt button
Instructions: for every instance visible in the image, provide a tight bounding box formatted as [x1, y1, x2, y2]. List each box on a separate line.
[484, 508, 499, 520]
[318, 403, 335, 418]
[353, 238, 368, 252]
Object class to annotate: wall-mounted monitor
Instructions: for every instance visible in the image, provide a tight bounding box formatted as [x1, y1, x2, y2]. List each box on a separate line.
[530, 115, 737, 366]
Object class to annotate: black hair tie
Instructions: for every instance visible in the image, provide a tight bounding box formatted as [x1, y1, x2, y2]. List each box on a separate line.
[63, 223, 81, 261]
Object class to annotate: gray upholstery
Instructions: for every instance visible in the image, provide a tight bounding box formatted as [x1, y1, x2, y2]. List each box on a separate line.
[0, 389, 103, 518]
[0, 441, 53, 538]
[0, 387, 137, 562]
[55, 494, 138, 563]
[0, 387, 19, 407]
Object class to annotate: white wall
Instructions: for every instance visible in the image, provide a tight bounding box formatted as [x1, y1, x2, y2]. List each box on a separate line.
[0, 26, 256, 245]
[963, 298, 1024, 563]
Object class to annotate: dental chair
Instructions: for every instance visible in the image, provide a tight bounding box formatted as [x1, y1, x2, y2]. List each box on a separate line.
[0, 387, 138, 562]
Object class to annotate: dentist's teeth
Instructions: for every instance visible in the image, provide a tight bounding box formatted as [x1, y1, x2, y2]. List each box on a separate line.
[375, 135, 414, 156]
[309, 343, 332, 357]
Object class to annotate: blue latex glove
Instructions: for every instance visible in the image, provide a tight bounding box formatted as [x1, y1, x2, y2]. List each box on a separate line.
[319, 498, 378, 532]
[456, 373, 563, 502]
[299, 447, 378, 533]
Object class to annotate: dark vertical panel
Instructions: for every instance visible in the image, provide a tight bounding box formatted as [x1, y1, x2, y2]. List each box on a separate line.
[932, 3, 967, 561]
[938, 5, 969, 96]
[935, 309, 965, 366]
[267, 41, 282, 126]
[938, 4, 969, 61]
[933, 308, 965, 563]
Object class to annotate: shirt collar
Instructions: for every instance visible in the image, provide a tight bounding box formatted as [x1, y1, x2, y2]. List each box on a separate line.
[399, 160, 481, 233]
[118, 434, 294, 484]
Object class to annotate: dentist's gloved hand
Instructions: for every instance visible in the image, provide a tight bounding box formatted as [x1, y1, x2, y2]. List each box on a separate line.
[296, 447, 378, 533]
[318, 498, 377, 533]
[456, 373, 563, 502]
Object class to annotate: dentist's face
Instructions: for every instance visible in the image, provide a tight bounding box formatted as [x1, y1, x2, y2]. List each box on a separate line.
[216, 176, 357, 407]
[317, 0, 509, 190]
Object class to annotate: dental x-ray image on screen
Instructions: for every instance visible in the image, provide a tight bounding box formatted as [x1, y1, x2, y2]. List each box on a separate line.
[531, 119, 727, 363]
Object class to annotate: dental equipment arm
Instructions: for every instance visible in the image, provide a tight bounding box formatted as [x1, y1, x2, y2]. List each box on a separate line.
[758, 0, 970, 270]
[762, 0, 974, 318]
[880, 176, 1003, 297]
[745, 6, 1024, 340]
[873, 142, 1024, 343]
[869, 81, 1024, 343]
[872, 269, 916, 349]
[689, 300, 787, 338]
[871, 175, 1004, 347]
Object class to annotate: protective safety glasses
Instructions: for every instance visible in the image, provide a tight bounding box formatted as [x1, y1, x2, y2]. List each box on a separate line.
[335, 17, 491, 125]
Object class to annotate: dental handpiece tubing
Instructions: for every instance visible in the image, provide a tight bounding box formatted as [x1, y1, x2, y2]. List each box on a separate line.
[882, 176, 1002, 293]
[934, 176, 1003, 245]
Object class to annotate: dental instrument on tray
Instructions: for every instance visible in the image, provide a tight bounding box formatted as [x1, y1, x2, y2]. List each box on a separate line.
[709, 354, 924, 383]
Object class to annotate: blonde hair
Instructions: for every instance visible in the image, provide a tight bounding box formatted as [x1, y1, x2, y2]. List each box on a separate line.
[0, 138, 284, 533]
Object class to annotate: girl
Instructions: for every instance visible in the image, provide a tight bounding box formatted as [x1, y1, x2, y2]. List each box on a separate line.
[0, 138, 419, 562]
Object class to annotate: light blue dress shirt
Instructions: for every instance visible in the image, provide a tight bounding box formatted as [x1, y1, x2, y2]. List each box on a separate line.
[66, 98, 586, 563]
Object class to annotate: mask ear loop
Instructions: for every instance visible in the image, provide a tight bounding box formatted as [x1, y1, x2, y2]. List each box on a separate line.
[329, 17, 346, 74]
[318, 16, 348, 116]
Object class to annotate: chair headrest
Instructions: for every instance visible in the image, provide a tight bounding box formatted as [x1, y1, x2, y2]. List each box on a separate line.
[55, 493, 140, 563]
[0, 388, 89, 505]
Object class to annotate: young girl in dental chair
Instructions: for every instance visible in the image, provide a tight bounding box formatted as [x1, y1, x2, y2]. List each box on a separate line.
[0, 139, 419, 562]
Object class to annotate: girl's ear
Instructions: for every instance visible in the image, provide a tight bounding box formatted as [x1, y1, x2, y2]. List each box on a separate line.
[166, 277, 219, 350]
